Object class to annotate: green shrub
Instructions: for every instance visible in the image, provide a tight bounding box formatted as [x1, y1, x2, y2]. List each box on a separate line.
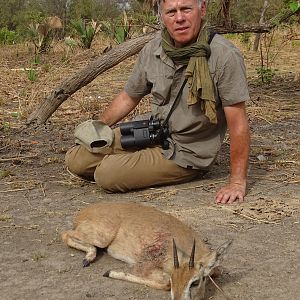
[223, 33, 236, 40]
[0, 27, 18, 44]
[70, 19, 100, 49]
[239, 32, 252, 44]
[256, 67, 277, 84]
[100, 11, 131, 44]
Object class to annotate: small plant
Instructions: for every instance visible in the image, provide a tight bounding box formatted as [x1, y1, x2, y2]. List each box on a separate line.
[288, 0, 300, 12]
[70, 19, 100, 49]
[27, 17, 62, 54]
[256, 67, 277, 84]
[11, 112, 20, 118]
[239, 32, 251, 44]
[239, 32, 252, 50]
[62, 36, 77, 62]
[100, 11, 132, 44]
[64, 36, 77, 51]
[2, 122, 11, 131]
[26, 68, 38, 82]
[256, 30, 277, 84]
[115, 11, 132, 44]
[32, 252, 45, 262]
[27, 23, 44, 53]
[33, 55, 40, 65]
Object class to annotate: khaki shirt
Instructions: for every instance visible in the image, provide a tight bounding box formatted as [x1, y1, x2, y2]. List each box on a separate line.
[124, 33, 250, 169]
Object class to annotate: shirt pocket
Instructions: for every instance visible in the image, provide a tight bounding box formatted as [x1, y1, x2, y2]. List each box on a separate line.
[148, 74, 173, 106]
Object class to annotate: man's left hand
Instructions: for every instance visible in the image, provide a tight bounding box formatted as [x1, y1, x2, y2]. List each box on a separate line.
[215, 182, 246, 204]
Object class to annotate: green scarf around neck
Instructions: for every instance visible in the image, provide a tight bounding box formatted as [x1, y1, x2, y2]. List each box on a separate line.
[161, 25, 217, 124]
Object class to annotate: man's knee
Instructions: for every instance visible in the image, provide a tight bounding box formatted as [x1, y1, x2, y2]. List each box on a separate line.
[65, 145, 94, 178]
[94, 160, 129, 192]
[94, 162, 124, 193]
[65, 146, 82, 174]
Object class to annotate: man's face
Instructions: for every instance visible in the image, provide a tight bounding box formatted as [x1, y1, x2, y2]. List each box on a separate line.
[161, 0, 206, 48]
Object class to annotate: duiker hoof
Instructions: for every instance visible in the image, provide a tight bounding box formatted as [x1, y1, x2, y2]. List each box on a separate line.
[82, 258, 91, 267]
[103, 270, 111, 277]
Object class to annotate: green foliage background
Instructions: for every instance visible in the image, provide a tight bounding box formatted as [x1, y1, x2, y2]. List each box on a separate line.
[0, 0, 298, 43]
[207, 0, 298, 24]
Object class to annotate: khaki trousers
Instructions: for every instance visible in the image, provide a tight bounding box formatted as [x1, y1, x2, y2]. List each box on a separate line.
[65, 128, 200, 192]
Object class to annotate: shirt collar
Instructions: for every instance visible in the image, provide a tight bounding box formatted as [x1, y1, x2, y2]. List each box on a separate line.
[154, 42, 175, 69]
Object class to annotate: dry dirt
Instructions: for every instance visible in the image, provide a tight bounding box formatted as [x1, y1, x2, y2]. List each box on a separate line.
[0, 30, 300, 300]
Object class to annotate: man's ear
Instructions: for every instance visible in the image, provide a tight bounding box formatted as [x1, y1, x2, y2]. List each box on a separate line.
[200, 0, 207, 17]
[201, 239, 233, 276]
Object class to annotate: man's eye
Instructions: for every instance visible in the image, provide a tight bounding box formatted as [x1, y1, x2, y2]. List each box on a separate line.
[191, 279, 200, 287]
[166, 11, 175, 17]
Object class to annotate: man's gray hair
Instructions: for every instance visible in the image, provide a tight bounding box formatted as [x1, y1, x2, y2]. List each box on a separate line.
[157, 0, 203, 9]
[157, 0, 204, 26]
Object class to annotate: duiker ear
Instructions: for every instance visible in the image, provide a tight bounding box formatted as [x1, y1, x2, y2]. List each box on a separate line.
[202, 239, 233, 276]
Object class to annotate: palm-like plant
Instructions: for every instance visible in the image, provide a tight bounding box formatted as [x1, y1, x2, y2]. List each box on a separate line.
[71, 19, 100, 49]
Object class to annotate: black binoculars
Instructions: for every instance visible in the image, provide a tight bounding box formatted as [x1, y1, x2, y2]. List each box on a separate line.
[120, 117, 169, 150]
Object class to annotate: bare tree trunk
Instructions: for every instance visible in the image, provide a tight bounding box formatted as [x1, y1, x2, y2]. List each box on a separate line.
[253, 0, 269, 52]
[27, 5, 300, 125]
[221, 0, 232, 28]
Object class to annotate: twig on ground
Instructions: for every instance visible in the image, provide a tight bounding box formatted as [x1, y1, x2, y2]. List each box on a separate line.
[66, 191, 88, 202]
[0, 223, 39, 230]
[66, 167, 96, 183]
[0, 154, 38, 162]
[137, 179, 227, 197]
[217, 205, 280, 225]
[0, 187, 36, 193]
[208, 275, 231, 300]
[254, 115, 273, 124]
[249, 174, 296, 183]
[275, 160, 299, 165]
[40, 183, 46, 197]
[0, 144, 12, 151]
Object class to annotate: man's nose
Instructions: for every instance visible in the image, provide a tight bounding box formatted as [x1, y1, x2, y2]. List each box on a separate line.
[175, 11, 185, 22]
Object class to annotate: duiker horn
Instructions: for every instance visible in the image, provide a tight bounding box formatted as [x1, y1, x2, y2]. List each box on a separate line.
[189, 239, 196, 269]
[173, 239, 179, 269]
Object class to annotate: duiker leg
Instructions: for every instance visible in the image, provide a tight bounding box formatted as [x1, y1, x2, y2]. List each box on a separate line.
[62, 230, 97, 267]
[103, 268, 170, 290]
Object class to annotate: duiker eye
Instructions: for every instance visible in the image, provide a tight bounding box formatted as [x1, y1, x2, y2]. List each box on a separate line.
[191, 279, 200, 288]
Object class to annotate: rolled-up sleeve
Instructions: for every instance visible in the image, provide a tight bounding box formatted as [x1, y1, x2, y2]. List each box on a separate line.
[124, 47, 152, 98]
[217, 49, 250, 107]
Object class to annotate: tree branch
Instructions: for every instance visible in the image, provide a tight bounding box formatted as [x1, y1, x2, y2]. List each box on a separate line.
[27, 31, 158, 124]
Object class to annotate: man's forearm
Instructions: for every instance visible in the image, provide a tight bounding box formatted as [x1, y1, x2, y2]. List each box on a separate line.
[215, 103, 250, 204]
[100, 90, 141, 126]
[229, 125, 250, 185]
[224, 102, 250, 185]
